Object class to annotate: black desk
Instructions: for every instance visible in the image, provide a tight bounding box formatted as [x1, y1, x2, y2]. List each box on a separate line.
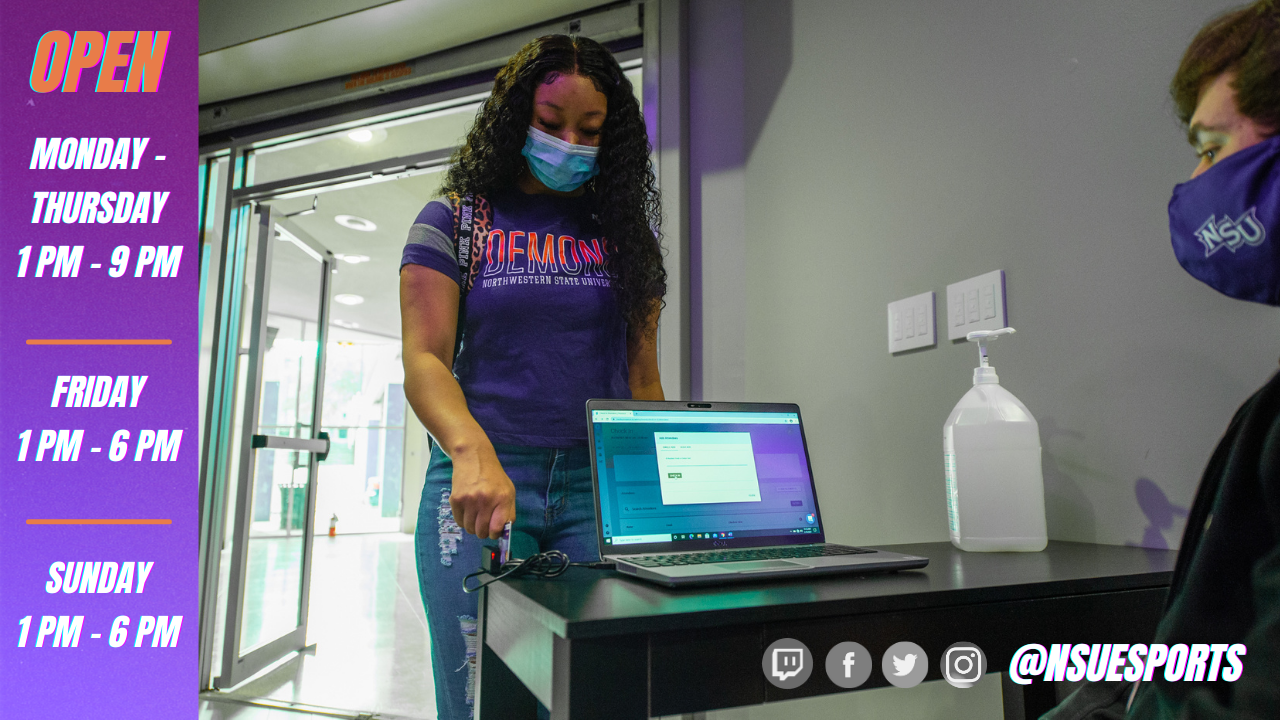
[475, 541, 1177, 720]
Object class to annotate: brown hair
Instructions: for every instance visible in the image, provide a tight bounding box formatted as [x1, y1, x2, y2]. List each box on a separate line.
[1171, 0, 1280, 132]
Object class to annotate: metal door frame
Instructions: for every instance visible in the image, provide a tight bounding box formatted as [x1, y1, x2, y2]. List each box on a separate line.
[198, 144, 250, 691]
[215, 205, 335, 689]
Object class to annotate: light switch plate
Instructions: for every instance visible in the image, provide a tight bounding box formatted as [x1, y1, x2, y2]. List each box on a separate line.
[888, 291, 936, 353]
[945, 270, 1007, 340]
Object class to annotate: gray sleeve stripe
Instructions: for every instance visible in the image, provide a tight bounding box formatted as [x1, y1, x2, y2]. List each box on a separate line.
[406, 223, 456, 262]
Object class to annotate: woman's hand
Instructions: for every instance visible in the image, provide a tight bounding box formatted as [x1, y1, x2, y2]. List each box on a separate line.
[447, 445, 516, 540]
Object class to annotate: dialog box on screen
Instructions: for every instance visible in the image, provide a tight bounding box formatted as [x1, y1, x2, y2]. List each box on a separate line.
[654, 432, 762, 505]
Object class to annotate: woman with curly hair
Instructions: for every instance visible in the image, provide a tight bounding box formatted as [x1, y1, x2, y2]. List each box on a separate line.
[398, 34, 665, 719]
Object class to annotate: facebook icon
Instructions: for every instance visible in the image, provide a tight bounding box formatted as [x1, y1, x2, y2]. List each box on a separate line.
[826, 642, 871, 688]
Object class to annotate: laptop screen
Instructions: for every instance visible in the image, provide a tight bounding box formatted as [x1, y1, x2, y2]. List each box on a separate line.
[591, 407, 823, 550]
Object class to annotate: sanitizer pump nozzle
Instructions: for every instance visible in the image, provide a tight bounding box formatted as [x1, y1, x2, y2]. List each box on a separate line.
[945, 324, 1046, 552]
[967, 327, 1015, 384]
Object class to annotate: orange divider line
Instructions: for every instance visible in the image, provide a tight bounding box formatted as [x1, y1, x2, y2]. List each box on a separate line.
[26, 519, 172, 525]
[26, 339, 172, 345]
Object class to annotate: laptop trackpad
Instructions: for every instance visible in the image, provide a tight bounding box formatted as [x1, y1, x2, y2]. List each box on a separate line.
[723, 560, 806, 573]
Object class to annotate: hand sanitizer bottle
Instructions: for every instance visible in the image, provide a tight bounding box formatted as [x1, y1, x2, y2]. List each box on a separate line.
[943, 328, 1047, 552]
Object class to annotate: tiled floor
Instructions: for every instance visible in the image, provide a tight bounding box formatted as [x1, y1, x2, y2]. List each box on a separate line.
[202, 533, 435, 720]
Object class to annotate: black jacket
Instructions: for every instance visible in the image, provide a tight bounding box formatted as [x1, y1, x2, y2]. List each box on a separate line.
[1046, 370, 1280, 719]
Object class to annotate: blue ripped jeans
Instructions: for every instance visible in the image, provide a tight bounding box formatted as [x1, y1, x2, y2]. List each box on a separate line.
[414, 442, 600, 720]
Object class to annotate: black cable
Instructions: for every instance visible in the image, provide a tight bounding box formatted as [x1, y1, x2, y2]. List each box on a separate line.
[462, 551, 614, 593]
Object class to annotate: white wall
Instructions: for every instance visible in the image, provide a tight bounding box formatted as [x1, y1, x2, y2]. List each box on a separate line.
[690, 0, 1280, 556]
[685, 2, 1276, 718]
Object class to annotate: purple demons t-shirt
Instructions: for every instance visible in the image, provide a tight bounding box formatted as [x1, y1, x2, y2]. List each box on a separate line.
[400, 189, 631, 446]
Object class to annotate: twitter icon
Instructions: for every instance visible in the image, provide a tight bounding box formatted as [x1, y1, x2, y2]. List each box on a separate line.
[892, 653, 916, 676]
[882, 642, 928, 688]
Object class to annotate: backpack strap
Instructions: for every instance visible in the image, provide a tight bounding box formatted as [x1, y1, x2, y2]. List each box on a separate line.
[447, 193, 490, 358]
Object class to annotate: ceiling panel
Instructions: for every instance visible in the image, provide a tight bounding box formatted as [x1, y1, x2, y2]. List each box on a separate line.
[199, 0, 613, 104]
[200, 0, 399, 54]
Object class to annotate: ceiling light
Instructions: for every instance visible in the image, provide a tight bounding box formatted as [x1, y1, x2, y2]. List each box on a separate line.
[340, 254, 371, 265]
[334, 294, 365, 305]
[335, 215, 376, 232]
[348, 128, 374, 143]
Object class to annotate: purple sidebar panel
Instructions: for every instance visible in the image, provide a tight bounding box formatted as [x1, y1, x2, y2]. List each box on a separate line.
[1, 3, 199, 718]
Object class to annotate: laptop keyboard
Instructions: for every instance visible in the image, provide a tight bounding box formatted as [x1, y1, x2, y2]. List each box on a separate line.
[621, 544, 874, 568]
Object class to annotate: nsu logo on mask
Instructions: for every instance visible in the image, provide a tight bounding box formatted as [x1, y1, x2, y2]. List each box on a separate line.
[1195, 207, 1266, 256]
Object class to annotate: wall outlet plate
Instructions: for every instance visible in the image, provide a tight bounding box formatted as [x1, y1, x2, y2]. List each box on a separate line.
[945, 270, 1007, 341]
[888, 291, 936, 353]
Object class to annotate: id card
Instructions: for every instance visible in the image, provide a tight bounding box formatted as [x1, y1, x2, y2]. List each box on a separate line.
[498, 521, 512, 565]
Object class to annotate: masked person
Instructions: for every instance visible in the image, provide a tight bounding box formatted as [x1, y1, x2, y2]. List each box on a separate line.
[1045, 2, 1279, 718]
[398, 35, 665, 720]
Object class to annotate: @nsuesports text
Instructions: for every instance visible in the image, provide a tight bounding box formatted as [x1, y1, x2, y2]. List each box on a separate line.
[1009, 643, 1246, 685]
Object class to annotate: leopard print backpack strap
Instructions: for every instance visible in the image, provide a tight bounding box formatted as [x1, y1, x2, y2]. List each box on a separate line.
[447, 192, 490, 298]
[446, 193, 489, 357]
[464, 195, 491, 294]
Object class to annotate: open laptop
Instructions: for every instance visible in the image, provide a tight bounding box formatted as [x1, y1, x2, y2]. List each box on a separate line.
[587, 400, 928, 587]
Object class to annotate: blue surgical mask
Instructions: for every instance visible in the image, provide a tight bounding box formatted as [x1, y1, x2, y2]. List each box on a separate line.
[1168, 134, 1280, 305]
[521, 125, 600, 192]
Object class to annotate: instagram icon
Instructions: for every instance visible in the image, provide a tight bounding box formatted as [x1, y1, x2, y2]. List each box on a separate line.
[943, 642, 987, 688]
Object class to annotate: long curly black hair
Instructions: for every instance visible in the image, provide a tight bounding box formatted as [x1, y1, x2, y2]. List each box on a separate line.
[442, 34, 666, 338]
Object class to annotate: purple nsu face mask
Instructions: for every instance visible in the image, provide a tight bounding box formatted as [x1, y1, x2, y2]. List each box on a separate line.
[1168, 134, 1280, 306]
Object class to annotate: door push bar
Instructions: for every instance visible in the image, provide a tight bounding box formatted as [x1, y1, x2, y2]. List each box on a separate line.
[251, 431, 332, 462]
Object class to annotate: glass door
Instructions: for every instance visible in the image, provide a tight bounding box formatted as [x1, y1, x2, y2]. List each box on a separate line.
[216, 206, 335, 688]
